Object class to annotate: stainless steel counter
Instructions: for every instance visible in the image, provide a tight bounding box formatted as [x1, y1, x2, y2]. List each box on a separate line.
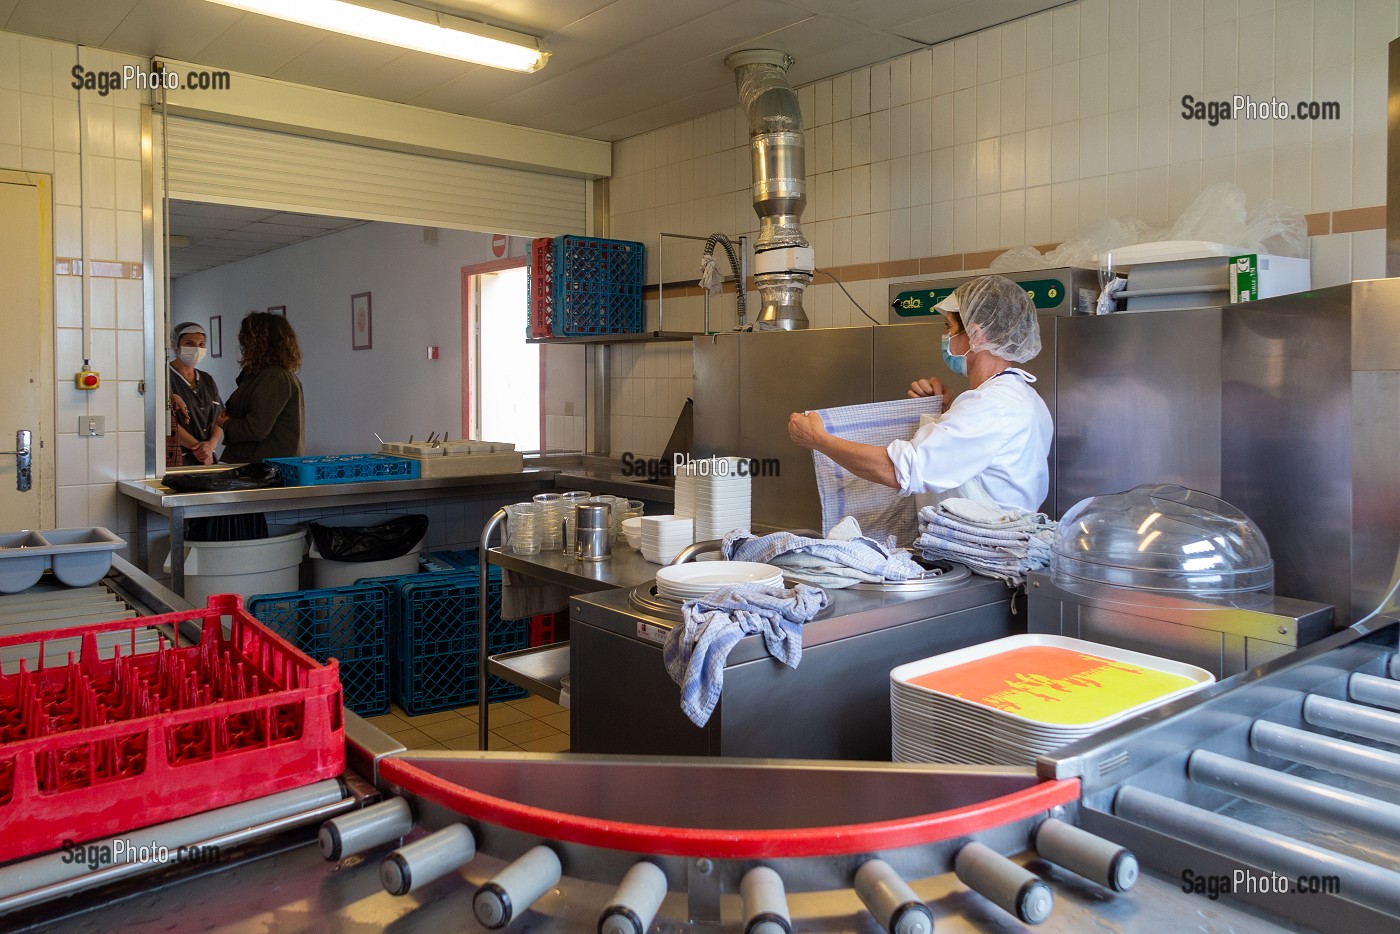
[117, 470, 558, 595]
[486, 543, 664, 593]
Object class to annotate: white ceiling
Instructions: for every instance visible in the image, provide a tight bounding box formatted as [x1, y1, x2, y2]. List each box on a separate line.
[166, 199, 366, 277]
[0, 0, 1065, 142]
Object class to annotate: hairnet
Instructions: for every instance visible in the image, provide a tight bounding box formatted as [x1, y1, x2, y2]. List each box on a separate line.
[171, 321, 205, 345]
[946, 275, 1041, 363]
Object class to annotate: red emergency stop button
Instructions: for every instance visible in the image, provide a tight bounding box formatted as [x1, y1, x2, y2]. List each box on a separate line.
[75, 370, 101, 390]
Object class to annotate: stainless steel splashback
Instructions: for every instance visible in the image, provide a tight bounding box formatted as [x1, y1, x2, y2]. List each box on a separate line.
[1221, 279, 1400, 625]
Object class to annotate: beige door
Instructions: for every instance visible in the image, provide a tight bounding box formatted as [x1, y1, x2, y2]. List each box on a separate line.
[0, 171, 55, 530]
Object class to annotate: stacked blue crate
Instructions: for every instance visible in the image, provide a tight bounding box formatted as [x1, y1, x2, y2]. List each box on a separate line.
[247, 586, 391, 716]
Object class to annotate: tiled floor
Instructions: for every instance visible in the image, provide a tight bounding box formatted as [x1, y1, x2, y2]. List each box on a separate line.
[365, 696, 571, 753]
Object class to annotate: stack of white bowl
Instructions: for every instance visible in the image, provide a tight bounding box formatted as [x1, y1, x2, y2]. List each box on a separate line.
[674, 463, 696, 518]
[693, 456, 752, 541]
[640, 515, 694, 564]
[655, 562, 782, 600]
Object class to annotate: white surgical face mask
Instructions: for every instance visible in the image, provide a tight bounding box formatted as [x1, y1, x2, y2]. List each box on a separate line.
[178, 346, 206, 367]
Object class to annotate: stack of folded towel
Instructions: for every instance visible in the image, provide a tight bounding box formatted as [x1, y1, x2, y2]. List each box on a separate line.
[915, 498, 1057, 587]
[663, 582, 830, 727]
[721, 517, 925, 589]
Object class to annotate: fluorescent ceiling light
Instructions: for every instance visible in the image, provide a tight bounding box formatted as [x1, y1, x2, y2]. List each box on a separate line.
[203, 0, 550, 73]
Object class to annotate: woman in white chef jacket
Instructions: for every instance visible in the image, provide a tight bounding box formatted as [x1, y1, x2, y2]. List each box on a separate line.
[787, 274, 1052, 512]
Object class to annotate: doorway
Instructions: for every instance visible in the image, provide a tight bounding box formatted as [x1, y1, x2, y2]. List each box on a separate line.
[0, 171, 55, 530]
[464, 263, 540, 451]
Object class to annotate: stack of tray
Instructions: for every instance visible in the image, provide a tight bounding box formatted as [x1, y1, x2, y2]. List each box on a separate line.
[891, 635, 1213, 765]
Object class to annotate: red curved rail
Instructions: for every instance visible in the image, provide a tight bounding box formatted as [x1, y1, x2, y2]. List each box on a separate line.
[379, 757, 1080, 859]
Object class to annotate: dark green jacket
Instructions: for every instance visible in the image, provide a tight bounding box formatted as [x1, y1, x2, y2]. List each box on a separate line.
[221, 366, 304, 463]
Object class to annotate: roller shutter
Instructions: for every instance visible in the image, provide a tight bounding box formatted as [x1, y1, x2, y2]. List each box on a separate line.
[162, 115, 586, 236]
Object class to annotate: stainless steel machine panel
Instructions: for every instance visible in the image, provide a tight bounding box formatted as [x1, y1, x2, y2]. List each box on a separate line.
[886, 267, 1099, 322]
[1027, 570, 1335, 680]
[871, 321, 939, 401]
[693, 327, 875, 531]
[569, 575, 1015, 760]
[1221, 285, 1356, 621]
[690, 333, 740, 456]
[1055, 307, 1222, 516]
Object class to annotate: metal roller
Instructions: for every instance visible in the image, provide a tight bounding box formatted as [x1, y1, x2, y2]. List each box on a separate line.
[598, 861, 668, 934]
[1032, 818, 1138, 892]
[1251, 720, 1400, 788]
[740, 866, 792, 934]
[1350, 672, 1400, 711]
[474, 845, 563, 929]
[0, 778, 346, 904]
[380, 823, 476, 896]
[853, 858, 934, 934]
[1115, 785, 1400, 917]
[1189, 749, 1400, 838]
[954, 841, 1053, 924]
[1389, 654, 1400, 680]
[1304, 694, 1400, 746]
[319, 797, 413, 861]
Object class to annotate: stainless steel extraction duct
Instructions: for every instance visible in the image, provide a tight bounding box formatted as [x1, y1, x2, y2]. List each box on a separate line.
[726, 49, 813, 330]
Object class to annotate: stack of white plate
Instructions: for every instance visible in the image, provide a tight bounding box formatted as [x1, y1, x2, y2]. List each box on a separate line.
[655, 561, 783, 600]
[694, 456, 752, 541]
[640, 515, 694, 564]
[889, 635, 1214, 766]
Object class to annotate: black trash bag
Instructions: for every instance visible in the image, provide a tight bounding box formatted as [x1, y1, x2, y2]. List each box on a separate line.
[163, 462, 284, 493]
[186, 514, 270, 543]
[309, 514, 429, 562]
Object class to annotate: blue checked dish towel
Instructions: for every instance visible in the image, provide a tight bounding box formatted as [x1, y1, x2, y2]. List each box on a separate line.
[810, 397, 942, 546]
[662, 582, 830, 727]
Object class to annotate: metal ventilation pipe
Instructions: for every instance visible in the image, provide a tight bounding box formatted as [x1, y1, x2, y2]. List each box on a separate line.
[725, 49, 813, 330]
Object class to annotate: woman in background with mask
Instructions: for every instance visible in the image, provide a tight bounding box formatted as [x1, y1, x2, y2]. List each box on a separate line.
[788, 275, 1052, 512]
[168, 321, 223, 465]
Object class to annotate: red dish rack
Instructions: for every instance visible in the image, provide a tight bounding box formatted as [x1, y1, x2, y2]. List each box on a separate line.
[528, 237, 555, 338]
[0, 594, 345, 864]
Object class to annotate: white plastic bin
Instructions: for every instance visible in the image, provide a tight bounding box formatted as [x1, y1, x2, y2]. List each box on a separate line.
[307, 514, 426, 588]
[168, 525, 307, 605]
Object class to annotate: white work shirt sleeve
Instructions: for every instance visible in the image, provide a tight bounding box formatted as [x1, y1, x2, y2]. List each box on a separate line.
[885, 391, 1011, 496]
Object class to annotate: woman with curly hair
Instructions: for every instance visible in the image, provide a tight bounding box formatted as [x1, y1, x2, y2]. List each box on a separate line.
[217, 312, 305, 462]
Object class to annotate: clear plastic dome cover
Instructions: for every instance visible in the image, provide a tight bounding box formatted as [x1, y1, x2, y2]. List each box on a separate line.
[1052, 483, 1273, 609]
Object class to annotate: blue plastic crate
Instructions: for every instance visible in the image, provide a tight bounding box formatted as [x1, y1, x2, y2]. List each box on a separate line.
[419, 549, 481, 573]
[392, 566, 528, 715]
[247, 586, 390, 716]
[550, 235, 645, 336]
[267, 453, 420, 486]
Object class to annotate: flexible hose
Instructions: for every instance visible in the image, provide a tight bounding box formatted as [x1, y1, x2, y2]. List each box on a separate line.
[702, 232, 746, 325]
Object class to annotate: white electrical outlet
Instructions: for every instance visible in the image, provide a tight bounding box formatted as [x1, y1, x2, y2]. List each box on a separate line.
[81, 416, 105, 437]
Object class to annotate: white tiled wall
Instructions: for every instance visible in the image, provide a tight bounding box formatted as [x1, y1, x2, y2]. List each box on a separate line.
[1, 30, 148, 548]
[607, 343, 693, 460]
[600, 0, 1397, 456]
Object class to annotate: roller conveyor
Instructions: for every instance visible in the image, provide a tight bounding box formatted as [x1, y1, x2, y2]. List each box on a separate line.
[1045, 614, 1400, 933]
[8, 557, 1391, 932]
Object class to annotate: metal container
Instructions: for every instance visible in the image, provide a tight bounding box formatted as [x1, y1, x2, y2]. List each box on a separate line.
[572, 503, 612, 562]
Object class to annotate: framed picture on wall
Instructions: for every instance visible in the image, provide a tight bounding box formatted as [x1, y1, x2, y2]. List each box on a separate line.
[268, 305, 286, 317]
[352, 293, 372, 350]
[208, 316, 222, 358]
